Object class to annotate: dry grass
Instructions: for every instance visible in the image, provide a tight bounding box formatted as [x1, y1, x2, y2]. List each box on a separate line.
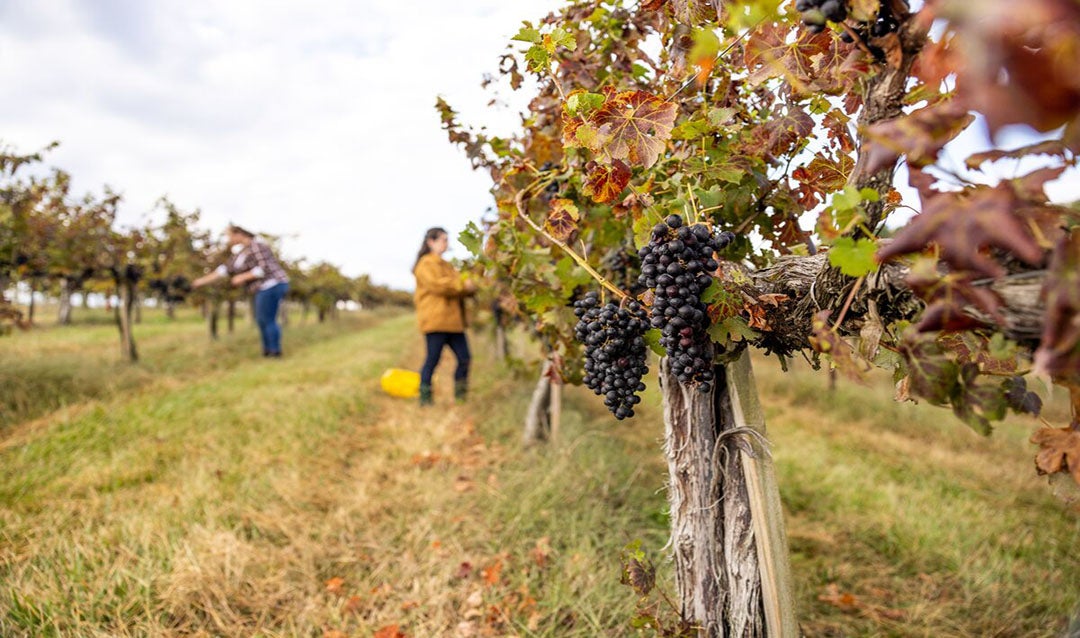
[0, 312, 1077, 637]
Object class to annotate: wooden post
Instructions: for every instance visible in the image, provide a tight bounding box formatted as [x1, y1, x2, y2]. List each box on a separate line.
[660, 348, 796, 637]
[522, 358, 553, 446]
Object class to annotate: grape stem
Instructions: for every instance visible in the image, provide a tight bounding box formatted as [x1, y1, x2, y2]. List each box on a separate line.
[513, 182, 630, 302]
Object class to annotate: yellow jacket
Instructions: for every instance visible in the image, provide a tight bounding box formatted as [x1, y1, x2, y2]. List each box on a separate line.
[413, 253, 469, 333]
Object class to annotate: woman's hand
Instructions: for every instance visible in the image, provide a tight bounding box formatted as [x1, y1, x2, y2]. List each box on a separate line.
[231, 272, 252, 287]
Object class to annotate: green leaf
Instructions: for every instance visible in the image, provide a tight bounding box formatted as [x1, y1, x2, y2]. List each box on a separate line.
[511, 26, 541, 44]
[566, 92, 604, 116]
[643, 328, 665, 356]
[550, 27, 577, 50]
[457, 222, 483, 257]
[828, 237, 879, 277]
[708, 315, 758, 344]
[707, 107, 736, 128]
[671, 118, 712, 141]
[525, 45, 549, 72]
[689, 27, 721, 62]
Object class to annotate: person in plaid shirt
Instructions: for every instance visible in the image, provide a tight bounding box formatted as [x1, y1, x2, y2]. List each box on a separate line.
[193, 225, 290, 357]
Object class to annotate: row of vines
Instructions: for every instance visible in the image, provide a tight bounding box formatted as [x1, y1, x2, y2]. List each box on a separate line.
[0, 144, 410, 360]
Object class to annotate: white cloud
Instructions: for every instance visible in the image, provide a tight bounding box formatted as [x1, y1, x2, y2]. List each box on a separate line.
[0, 0, 563, 289]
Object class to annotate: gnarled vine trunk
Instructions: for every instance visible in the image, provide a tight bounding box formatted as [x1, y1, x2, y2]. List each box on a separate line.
[660, 349, 796, 637]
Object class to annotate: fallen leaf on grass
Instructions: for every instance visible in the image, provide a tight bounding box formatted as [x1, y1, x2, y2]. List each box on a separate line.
[342, 595, 363, 614]
[323, 630, 347, 638]
[481, 559, 503, 586]
[454, 475, 474, 493]
[325, 577, 345, 595]
[453, 561, 474, 580]
[819, 583, 862, 612]
[530, 537, 552, 569]
[373, 625, 407, 638]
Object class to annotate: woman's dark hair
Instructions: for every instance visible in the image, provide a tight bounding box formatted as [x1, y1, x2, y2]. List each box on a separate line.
[413, 227, 448, 272]
[227, 224, 256, 239]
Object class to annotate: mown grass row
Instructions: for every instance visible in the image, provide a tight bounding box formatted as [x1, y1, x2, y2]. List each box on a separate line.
[0, 311, 1077, 636]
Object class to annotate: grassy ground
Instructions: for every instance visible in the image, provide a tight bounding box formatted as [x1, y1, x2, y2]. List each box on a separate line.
[0, 308, 1077, 636]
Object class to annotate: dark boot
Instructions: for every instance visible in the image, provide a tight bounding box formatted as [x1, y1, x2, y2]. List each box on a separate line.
[454, 379, 467, 403]
[419, 383, 433, 406]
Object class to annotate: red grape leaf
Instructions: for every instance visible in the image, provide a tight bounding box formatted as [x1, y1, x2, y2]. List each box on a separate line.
[588, 88, 677, 169]
[965, 140, 1067, 170]
[877, 183, 1044, 279]
[1034, 229, 1080, 385]
[544, 198, 579, 242]
[1031, 425, 1080, 485]
[584, 159, 631, 204]
[905, 261, 1004, 332]
[745, 24, 833, 90]
[862, 100, 975, 175]
[792, 154, 854, 205]
[941, 0, 1080, 134]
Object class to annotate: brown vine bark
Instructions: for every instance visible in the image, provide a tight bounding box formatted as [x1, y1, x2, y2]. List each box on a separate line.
[745, 253, 1046, 356]
[660, 350, 796, 637]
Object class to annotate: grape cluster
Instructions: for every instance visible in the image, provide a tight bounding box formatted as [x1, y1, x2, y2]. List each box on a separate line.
[795, 0, 846, 33]
[795, 0, 900, 39]
[637, 214, 733, 393]
[573, 291, 650, 420]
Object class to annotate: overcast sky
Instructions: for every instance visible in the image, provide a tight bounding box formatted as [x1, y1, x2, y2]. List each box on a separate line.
[0, 0, 563, 290]
[3, 2, 1077, 291]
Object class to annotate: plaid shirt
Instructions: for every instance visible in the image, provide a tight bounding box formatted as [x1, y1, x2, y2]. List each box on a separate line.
[226, 240, 289, 293]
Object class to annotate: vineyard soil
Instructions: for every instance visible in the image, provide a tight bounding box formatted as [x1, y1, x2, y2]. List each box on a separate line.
[0, 309, 1076, 636]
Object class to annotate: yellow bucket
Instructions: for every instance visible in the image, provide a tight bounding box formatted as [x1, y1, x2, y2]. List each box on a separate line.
[380, 368, 420, 398]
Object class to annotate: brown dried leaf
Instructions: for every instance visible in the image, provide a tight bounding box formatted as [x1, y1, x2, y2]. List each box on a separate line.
[1031, 425, 1080, 485]
[544, 198, 579, 242]
[808, 310, 870, 382]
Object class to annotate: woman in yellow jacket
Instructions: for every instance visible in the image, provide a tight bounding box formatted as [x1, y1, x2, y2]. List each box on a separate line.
[413, 227, 476, 406]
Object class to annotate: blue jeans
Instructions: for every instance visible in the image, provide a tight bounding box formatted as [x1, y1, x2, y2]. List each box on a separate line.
[254, 282, 288, 355]
[420, 332, 470, 386]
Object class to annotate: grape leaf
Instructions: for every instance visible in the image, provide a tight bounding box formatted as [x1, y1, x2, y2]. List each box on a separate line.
[904, 260, 1003, 332]
[671, 0, 716, 24]
[828, 237, 878, 277]
[1031, 425, 1080, 485]
[1034, 229, 1080, 384]
[512, 26, 541, 44]
[587, 88, 677, 169]
[877, 183, 1044, 279]
[1003, 376, 1043, 416]
[545, 198, 579, 242]
[862, 100, 975, 175]
[940, 0, 1080, 134]
[808, 310, 869, 382]
[583, 160, 632, 204]
[965, 140, 1067, 170]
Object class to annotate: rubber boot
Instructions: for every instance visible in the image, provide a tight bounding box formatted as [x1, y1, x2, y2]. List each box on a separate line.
[454, 379, 467, 404]
[419, 383, 434, 406]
